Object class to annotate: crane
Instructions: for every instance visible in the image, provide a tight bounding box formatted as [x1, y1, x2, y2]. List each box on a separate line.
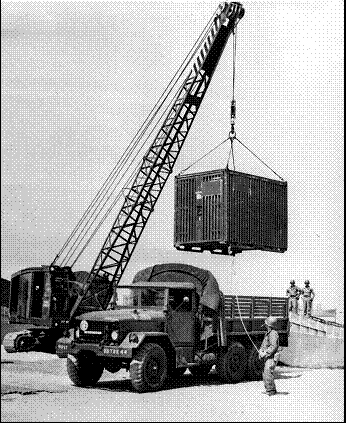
[4, 2, 245, 354]
[63, 2, 245, 318]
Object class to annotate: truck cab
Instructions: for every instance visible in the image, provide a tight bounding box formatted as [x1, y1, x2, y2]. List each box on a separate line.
[56, 281, 210, 392]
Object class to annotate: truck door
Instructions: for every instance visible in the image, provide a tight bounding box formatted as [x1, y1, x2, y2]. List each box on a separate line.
[167, 289, 196, 346]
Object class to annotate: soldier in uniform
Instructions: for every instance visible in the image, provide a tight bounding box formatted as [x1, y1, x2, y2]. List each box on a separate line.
[301, 280, 315, 317]
[286, 279, 301, 314]
[258, 315, 280, 396]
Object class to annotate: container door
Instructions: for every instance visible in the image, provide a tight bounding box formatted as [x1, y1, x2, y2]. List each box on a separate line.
[199, 173, 223, 242]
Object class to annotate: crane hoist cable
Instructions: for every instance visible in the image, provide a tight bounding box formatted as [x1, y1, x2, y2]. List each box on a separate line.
[225, 24, 237, 171]
[181, 19, 239, 175]
[53, 6, 220, 268]
[230, 25, 237, 137]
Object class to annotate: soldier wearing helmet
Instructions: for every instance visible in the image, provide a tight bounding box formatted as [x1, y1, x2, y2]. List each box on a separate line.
[301, 280, 315, 317]
[286, 279, 301, 314]
[258, 316, 280, 396]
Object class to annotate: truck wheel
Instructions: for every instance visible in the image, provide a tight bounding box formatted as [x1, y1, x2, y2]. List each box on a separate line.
[15, 333, 36, 352]
[246, 344, 264, 380]
[189, 365, 212, 378]
[216, 342, 246, 383]
[130, 343, 167, 392]
[67, 352, 104, 387]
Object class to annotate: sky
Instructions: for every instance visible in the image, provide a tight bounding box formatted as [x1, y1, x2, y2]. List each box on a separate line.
[1, 0, 344, 312]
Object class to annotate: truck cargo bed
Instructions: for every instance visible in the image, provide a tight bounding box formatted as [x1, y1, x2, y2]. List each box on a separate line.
[223, 294, 288, 335]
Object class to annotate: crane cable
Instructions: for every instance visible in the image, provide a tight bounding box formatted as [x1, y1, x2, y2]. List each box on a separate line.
[181, 23, 239, 174]
[233, 137, 285, 181]
[224, 25, 285, 181]
[179, 137, 230, 174]
[69, 80, 187, 267]
[54, 6, 221, 267]
[65, 13, 220, 267]
[226, 26, 237, 170]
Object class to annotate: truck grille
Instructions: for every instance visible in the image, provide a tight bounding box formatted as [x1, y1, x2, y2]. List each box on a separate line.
[79, 321, 105, 342]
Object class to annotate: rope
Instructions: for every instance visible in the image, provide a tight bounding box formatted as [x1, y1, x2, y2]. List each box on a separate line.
[234, 137, 285, 181]
[235, 295, 260, 353]
[229, 257, 259, 353]
[230, 256, 259, 352]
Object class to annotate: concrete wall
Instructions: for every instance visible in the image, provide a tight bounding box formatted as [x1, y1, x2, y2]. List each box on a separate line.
[280, 313, 344, 368]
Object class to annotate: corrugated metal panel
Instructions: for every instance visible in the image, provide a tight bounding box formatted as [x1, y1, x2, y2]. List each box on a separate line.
[174, 168, 287, 255]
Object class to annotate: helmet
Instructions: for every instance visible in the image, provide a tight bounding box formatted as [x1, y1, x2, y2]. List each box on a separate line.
[264, 316, 278, 328]
[305, 280, 310, 285]
[290, 280, 295, 285]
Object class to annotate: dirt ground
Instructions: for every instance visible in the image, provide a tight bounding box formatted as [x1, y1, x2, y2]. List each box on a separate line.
[1, 346, 344, 422]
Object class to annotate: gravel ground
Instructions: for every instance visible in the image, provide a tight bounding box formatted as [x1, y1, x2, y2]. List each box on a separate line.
[1, 346, 344, 422]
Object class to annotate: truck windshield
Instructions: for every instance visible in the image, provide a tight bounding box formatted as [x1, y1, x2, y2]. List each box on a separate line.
[114, 287, 165, 308]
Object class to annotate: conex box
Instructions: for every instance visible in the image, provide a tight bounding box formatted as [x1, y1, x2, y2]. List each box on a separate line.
[174, 169, 287, 255]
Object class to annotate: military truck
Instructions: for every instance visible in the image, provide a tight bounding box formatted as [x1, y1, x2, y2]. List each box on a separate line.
[56, 264, 289, 392]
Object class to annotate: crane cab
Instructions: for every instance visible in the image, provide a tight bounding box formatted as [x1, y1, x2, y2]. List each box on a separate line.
[9, 266, 75, 328]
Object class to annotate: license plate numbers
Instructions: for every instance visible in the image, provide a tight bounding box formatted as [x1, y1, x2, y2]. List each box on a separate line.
[103, 347, 130, 357]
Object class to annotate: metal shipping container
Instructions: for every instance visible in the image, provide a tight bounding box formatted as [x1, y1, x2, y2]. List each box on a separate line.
[174, 168, 287, 255]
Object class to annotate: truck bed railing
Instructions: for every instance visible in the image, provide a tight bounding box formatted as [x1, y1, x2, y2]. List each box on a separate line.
[224, 295, 288, 319]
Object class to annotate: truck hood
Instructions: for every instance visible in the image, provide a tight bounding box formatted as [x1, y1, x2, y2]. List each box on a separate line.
[76, 308, 166, 322]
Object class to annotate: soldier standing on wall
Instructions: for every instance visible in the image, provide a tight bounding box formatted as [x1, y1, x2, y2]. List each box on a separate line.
[301, 280, 315, 317]
[286, 280, 301, 314]
[258, 316, 280, 396]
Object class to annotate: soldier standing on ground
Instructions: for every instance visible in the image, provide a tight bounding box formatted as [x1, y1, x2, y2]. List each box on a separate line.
[258, 315, 280, 396]
[286, 280, 301, 314]
[301, 280, 315, 317]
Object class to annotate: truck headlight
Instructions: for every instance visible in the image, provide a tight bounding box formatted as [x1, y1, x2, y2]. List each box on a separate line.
[111, 330, 119, 341]
[80, 320, 88, 331]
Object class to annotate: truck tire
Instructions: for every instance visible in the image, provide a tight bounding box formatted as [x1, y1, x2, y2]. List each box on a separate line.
[216, 342, 246, 383]
[130, 343, 168, 392]
[189, 364, 212, 378]
[15, 333, 36, 352]
[67, 352, 104, 387]
[246, 344, 264, 380]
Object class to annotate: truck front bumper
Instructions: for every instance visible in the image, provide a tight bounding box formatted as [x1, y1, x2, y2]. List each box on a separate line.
[56, 337, 133, 359]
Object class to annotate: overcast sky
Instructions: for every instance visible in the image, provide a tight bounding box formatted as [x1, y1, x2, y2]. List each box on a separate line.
[1, 0, 344, 311]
